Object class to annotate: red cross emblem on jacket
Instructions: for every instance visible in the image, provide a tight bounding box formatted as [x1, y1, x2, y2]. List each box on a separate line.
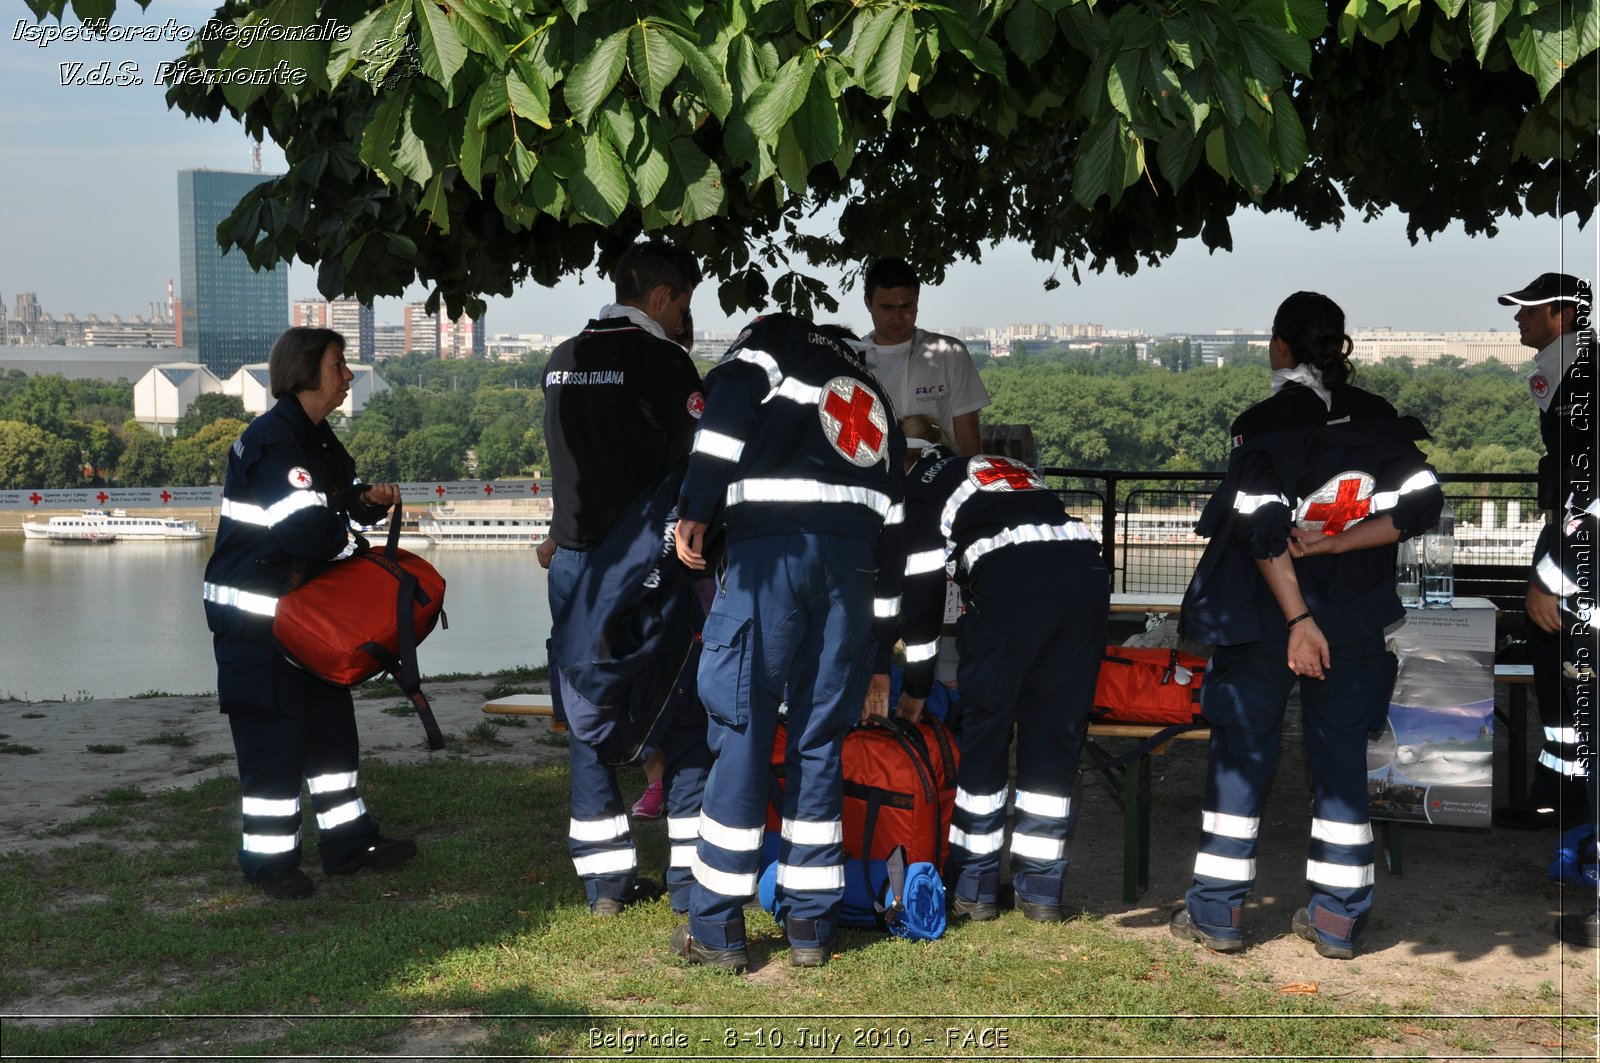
[971, 456, 1043, 492]
[819, 376, 888, 467]
[1295, 471, 1375, 535]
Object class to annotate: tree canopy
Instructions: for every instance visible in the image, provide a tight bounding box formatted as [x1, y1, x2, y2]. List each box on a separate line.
[30, 0, 1594, 317]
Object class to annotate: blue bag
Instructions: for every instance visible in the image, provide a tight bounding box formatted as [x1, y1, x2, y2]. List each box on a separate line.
[1547, 822, 1599, 890]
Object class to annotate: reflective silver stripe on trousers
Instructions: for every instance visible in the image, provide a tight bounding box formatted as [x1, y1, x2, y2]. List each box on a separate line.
[962, 521, 1096, 572]
[1013, 789, 1070, 820]
[956, 787, 1008, 816]
[573, 849, 638, 876]
[874, 595, 901, 618]
[904, 640, 939, 663]
[725, 478, 892, 518]
[569, 814, 630, 842]
[692, 855, 757, 897]
[776, 862, 845, 890]
[1193, 852, 1255, 882]
[1009, 831, 1065, 861]
[1202, 811, 1260, 840]
[220, 489, 329, 527]
[1539, 749, 1590, 777]
[307, 771, 359, 794]
[1546, 726, 1582, 744]
[948, 825, 1005, 855]
[316, 798, 368, 830]
[242, 832, 299, 855]
[1306, 859, 1375, 889]
[242, 796, 299, 818]
[905, 548, 946, 576]
[203, 582, 278, 618]
[698, 812, 764, 853]
[693, 428, 746, 462]
[1309, 818, 1373, 846]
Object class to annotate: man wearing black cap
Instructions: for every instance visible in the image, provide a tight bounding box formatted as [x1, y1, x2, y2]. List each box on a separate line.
[1494, 275, 1596, 851]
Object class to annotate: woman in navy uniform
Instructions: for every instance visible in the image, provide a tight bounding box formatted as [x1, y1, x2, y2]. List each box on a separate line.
[203, 326, 414, 899]
[883, 415, 1108, 921]
[1171, 292, 1442, 958]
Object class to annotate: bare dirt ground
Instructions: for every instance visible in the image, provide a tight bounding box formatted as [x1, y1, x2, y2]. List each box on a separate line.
[2, 677, 1597, 1059]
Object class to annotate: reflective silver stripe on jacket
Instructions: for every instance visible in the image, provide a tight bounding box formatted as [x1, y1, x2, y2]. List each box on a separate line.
[905, 548, 946, 577]
[1233, 490, 1289, 515]
[220, 489, 328, 527]
[692, 428, 746, 463]
[961, 521, 1096, 572]
[1367, 469, 1439, 511]
[768, 376, 824, 406]
[203, 581, 278, 617]
[732, 348, 783, 391]
[1536, 555, 1581, 597]
[725, 478, 892, 518]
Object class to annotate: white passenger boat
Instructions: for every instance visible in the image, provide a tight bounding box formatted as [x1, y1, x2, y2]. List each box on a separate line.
[21, 509, 205, 542]
[397, 500, 552, 548]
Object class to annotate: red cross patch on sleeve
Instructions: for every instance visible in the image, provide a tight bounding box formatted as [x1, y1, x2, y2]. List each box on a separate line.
[288, 467, 314, 489]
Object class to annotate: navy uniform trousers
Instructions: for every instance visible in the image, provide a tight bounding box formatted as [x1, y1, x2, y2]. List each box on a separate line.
[946, 543, 1109, 909]
[548, 547, 710, 913]
[690, 533, 878, 953]
[220, 637, 382, 880]
[1185, 631, 1397, 949]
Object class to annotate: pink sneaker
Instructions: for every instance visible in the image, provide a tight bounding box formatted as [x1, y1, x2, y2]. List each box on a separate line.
[631, 780, 664, 819]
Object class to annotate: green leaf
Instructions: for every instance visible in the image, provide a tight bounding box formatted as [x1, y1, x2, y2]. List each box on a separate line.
[1468, 0, 1514, 61]
[528, 159, 567, 218]
[841, 6, 895, 72]
[777, 124, 809, 192]
[1223, 119, 1274, 197]
[1269, 97, 1308, 178]
[570, 132, 629, 224]
[630, 118, 672, 206]
[419, 171, 452, 234]
[667, 134, 726, 222]
[394, 93, 441, 185]
[1434, 0, 1468, 15]
[460, 82, 489, 193]
[745, 51, 815, 141]
[665, 28, 733, 120]
[413, 0, 468, 84]
[864, 9, 918, 99]
[629, 22, 684, 114]
[328, 1, 411, 87]
[1107, 51, 1139, 121]
[1156, 120, 1206, 188]
[1505, 5, 1575, 98]
[1005, 0, 1056, 66]
[1072, 116, 1125, 206]
[477, 74, 509, 128]
[359, 88, 409, 180]
[790, 67, 845, 166]
[507, 68, 551, 129]
[565, 28, 628, 127]
[447, 1, 510, 65]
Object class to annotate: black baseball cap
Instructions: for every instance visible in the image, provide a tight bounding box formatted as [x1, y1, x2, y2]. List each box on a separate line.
[1498, 273, 1584, 306]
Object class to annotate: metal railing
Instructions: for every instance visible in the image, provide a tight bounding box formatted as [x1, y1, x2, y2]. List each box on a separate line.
[1039, 469, 1540, 594]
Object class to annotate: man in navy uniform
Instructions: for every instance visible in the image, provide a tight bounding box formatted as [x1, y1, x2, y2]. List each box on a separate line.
[670, 314, 906, 970]
[542, 239, 710, 917]
[1494, 274, 1597, 834]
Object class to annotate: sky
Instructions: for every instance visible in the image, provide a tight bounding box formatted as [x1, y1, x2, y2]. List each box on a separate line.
[3, 2, 1596, 339]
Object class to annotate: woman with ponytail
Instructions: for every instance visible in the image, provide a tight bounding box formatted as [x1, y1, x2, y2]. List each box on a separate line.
[1170, 292, 1443, 960]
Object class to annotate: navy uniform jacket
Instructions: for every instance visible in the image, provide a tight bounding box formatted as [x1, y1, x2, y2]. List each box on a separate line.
[1181, 383, 1444, 649]
[678, 313, 907, 635]
[203, 394, 388, 645]
[543, 316, 704, 550]
[892, 444, 1097, 698]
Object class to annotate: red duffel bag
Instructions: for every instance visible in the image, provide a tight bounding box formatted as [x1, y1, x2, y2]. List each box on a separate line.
[272, 502, 447, 749]
[1092, 646, 1208, 726]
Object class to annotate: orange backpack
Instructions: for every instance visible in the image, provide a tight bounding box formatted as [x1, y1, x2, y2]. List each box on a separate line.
[771, 717, 960, 868]
[1092, 647, 1208, 727]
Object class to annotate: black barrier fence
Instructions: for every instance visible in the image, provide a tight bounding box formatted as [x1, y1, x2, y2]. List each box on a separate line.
[1039, 469, 1541, 595]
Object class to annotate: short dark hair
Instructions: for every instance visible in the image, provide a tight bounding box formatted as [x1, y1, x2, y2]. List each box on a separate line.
[1272, 292, 1354, 390]
[269, 326, 344, 398]
[863, 257, 921, 299]
[614, 239, 701, 305]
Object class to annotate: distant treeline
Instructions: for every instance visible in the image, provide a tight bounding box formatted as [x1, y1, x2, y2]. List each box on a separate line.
[0, 347, 1538, 491]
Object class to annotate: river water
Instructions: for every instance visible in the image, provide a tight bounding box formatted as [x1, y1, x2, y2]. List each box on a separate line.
[0, 537, 552, 701]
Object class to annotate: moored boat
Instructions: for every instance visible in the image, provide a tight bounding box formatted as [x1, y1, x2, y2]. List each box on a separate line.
[22, 510, 205, 542]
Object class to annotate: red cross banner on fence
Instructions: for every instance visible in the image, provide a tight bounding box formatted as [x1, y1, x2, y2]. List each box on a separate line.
[0, 481, 554, 511]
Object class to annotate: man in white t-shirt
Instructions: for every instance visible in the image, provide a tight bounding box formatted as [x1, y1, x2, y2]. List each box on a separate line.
[861, 257, 990, 454]
[863, 257, 992, 687]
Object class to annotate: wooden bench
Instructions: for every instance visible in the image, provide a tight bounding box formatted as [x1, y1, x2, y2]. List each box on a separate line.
[482, 693, 566, 731]
[1083, 721, 1211, 904]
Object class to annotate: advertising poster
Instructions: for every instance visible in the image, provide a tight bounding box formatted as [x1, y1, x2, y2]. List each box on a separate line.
[1367, 600, 1497, 828]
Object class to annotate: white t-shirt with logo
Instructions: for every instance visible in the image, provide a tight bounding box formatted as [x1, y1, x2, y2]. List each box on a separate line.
[863, 328, 990, 437]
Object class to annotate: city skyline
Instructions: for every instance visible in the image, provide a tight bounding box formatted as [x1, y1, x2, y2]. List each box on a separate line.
[3, 2, 1596, 340]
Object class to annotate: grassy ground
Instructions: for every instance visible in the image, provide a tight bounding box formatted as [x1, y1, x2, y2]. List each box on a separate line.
[1, 753, 1592, 1059]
